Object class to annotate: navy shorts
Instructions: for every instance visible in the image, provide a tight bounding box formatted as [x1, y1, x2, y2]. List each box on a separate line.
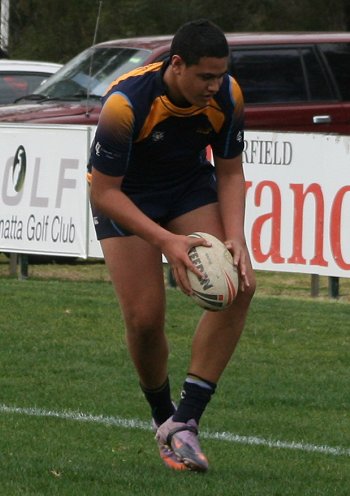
[92, 166, 218, 240]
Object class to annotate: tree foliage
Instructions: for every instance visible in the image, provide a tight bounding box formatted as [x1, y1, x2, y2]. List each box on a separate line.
[6, 0, 350, 62]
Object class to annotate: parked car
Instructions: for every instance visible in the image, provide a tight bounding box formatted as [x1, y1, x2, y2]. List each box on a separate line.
[0, 32, 349, 134]
[0, 59, 62, 104]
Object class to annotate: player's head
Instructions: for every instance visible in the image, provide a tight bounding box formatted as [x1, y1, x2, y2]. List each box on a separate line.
[167, 20, 229, 107]
[170, 19, 229, 67]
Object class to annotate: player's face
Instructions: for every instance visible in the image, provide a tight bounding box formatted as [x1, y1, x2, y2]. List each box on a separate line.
[171, 55, 228, 107]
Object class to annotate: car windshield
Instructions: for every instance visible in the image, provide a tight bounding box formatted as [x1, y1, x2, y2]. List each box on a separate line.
[34, 46, 151, 99]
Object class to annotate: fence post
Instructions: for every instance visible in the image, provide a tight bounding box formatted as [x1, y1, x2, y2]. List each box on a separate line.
[328, 276, 339, 299]
[18, 254, 29, 280]
[310, 274, 319, 297]
[167, 266, 177, 288]
[9, 253, 18, 276]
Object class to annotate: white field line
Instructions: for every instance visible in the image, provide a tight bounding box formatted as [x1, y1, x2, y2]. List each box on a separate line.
[1, 403, 349, 458]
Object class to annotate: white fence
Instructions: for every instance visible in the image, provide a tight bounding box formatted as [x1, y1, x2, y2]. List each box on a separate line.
[1, 124, 349, 278]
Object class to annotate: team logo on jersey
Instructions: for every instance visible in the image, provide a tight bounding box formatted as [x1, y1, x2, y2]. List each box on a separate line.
[95, 141, 102, 156]
[151, 131, 165, 142]
[196, 127, 212, 135]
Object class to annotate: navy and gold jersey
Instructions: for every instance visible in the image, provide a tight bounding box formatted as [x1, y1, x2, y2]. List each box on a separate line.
[90, 60, 244, 192]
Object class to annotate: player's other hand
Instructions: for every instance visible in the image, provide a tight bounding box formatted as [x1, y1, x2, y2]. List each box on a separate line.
[224, 238, 250, 291]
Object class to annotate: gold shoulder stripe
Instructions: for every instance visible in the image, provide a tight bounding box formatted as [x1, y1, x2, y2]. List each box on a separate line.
[103, 62, 163, 96]
[231, 76, 244, 112]
[100, 93, 134, 138]
[204, 101, 225, 134]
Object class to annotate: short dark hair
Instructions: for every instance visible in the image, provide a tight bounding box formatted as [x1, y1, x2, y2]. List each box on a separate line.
[170, 19, 229, 66]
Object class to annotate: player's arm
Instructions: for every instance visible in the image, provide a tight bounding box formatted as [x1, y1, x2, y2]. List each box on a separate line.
[90, 91, 171, 246]
[212, 75, 250, 288]
[91, 168, 208, 293]
[90, 92, 208, 291]
[214, 153, 250, 290]
[91, 168, 171, 248]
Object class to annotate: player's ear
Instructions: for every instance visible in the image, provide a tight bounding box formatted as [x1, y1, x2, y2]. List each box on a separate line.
[171, 55, 185, 74]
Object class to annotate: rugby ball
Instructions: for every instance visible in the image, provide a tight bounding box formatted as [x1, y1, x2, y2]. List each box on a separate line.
[187, 232, 239, 311]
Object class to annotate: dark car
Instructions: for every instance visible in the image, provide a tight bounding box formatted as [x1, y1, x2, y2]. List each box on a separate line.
[0, 32, 349, 134]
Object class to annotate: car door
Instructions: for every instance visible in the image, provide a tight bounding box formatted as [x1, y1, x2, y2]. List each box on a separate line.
[317, 41, 350, 135]
[230, 44, 350, 135]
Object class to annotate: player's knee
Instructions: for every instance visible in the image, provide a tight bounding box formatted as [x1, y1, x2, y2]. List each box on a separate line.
[246, 274, 256, 300]
[236, 271, 256, 306]
[124, 306, 164, 340]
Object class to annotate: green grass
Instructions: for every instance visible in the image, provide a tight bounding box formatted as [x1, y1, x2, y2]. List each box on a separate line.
[0, 276, 349, 495]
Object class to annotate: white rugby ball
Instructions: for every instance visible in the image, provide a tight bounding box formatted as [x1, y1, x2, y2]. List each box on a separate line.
[187, 232, 239, 311]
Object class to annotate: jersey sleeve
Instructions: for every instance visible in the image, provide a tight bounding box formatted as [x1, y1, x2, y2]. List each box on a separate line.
[211, 77, 245, 159]
[90, 92, 135, 176]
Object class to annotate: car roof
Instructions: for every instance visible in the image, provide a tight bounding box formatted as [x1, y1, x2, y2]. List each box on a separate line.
[225, 32, 350, 44]
[0, 59, 62, 72]
[94, 32, 350, 51]
[95, 35, 173, 51]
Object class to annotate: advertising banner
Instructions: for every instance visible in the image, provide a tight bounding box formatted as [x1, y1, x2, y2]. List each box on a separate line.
[0, 125, 349, 278]
[243, 132, 350, 278]
[0, 124, 89, 257]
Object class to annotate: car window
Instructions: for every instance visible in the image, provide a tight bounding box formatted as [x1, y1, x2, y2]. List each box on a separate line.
[300, 47, 333, 101]
[230, 47, 309, 104]
[0, 72, 51, 104]
[36, 47, 151, 98]
[319, 42, 350, 101]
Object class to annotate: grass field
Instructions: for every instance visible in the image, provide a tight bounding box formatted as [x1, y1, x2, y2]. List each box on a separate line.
[1, 255, 350, 495]
[2, 253, 350, 301]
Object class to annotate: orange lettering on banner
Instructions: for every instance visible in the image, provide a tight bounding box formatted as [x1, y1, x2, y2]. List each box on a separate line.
[246, 179, 350, 271]
[287, 183, 328, 267]
[330, 186, 350, 270]
[250, 180, 284, 263]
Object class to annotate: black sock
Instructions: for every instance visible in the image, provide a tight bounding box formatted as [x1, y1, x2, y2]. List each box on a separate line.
[140, 377, 175, 426]
[172, 376, 217, 425]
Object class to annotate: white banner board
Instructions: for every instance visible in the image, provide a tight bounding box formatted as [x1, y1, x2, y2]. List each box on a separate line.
[243, 132, 350, 277]
[0, 125, 349, 278]
[0, 124, 90, 257]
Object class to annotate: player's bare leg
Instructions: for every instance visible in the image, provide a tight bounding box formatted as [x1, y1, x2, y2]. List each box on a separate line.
[157, 203, 256, 471]
[101, 236, 168, 389]
[167, 202, 255, 381]
[101, 236, 186, 469]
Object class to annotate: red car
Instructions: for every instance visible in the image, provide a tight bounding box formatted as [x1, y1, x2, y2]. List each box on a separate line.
[0, 32, 349, 134]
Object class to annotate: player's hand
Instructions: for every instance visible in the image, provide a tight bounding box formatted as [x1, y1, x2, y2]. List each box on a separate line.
[161, 234, 211, 295]
[224, 238, 250, 291]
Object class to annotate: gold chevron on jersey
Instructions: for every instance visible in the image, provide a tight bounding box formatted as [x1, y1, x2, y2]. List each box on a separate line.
[137, 96, 226, 142]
